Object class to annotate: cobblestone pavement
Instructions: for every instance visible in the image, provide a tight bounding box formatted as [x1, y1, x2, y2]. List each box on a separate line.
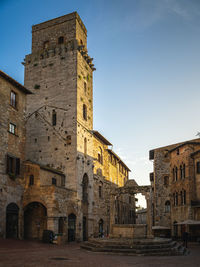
[0, 239, 200, 267]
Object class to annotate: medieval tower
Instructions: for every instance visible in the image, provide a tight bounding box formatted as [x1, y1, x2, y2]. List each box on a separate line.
[24, 12, 95, 240]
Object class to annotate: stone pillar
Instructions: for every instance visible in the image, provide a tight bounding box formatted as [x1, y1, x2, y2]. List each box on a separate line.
[145, 193, 154, 238]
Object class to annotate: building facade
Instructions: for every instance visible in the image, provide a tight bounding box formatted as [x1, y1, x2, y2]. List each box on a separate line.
[150, 138, 200, 239]
[0, 12, 133, 241]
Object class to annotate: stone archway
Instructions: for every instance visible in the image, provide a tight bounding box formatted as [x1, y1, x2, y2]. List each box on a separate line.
[6, 203, 19, 238]
[24, 202, 47, 240]
[110, 180, 152, 238]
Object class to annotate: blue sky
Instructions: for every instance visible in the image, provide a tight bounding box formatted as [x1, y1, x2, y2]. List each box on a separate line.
[1, 0, 200, 206]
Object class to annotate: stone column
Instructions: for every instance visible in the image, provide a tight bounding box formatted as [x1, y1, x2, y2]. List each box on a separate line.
[145, 193, 154, 238]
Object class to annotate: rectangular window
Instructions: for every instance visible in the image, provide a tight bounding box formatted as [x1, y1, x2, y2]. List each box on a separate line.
[197, 162, 200, 174]
[99, 186, 102, 198]
[9, 123, 16, 135]
[6, 155, 20, 176]
[10, 91, 17, 108]
[52, 177, 57, 185]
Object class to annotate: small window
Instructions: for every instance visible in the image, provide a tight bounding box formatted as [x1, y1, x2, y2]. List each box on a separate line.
[58, 36, 64, 44]
[43, 41, 49, 49]
[98, 147, 103, 164]
[149, 172, 154, 182]
[52, 178, 57, 185]
[29, 175, 34, 186]
[164, 176, 169, 186]
[84, 82, 87, 94]
[6, 155, 20, 176]
[99, 185, 102, 198]
[52, 110, 57, 126]
[9, 123, 16, 135]
[83, 104, 87, 120]
[197, 162, 200, 174]
[165, 201, 171, 212]
[177, 149, 179, 155]
[10, 91, 17, 108]
[175, 167, 178, 181]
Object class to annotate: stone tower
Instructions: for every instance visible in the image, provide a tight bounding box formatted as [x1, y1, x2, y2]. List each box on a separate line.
[24, 12, 95, 240]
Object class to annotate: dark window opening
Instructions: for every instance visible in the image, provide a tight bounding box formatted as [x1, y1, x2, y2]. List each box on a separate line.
[197, 162, 200, 174]
[52, 110, 57, 126]
[6, 155, 20, 177]
[164, 176, 169, 186]
[84, 82, 87, 94]
[150, 172, 154, 182]
[52, 178, 57, 185]
[58, 36, 64, 44]
[165, 201, 171, 212]
[83, 104, 87, 120]
[29, 175, 34, 186]
[99, 185, 102, 198]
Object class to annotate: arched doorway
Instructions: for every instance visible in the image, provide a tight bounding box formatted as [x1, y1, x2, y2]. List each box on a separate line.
[99, 219, 104, 237]
[6, 203, 19, 238]
[68, 213, 76, 242]
[24, 202, 47, 240]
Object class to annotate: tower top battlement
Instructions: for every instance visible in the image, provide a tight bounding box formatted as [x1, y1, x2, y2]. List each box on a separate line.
[32, 12, 87, 35]
[31, 12, 87, 53]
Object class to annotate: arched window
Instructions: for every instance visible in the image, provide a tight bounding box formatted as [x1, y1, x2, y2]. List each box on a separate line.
[83, 104, 87, 120]
[183, 164, 186, 178]
[43, 41, 49, 49]
[183, 190, 186, 205]
[175, 192, 178, 206]
[180, 165, 183, 179]
[175, 167, 178, 181]
[98, 147, 103, 164]
[84, 137, 87, 156]
[164, 176, 169, 186]
[29, 175, 34, 186]
[58, 36, 64, 44]
[165, 201, 171, 212]
[82, 174, 88, 202]
[52, 110, 57, 126]
[172, 168, 175, 181]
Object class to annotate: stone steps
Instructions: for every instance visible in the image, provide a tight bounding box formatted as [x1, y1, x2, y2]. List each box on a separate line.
[81, 238, 188, 256]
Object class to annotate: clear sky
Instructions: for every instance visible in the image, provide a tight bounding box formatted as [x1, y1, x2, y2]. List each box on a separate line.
[1, 0, 200, 207]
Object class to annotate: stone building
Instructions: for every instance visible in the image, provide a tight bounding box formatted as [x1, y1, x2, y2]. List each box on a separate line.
[150, 138, 200, 238]
[0, 70, 32, 238]
[0, 12, 133, 241]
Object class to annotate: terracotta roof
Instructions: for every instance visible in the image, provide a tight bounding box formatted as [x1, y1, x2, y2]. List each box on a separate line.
[92, 130, 112, 146]
[107, 149, 131, 172]
[0, 70, 32, 94]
